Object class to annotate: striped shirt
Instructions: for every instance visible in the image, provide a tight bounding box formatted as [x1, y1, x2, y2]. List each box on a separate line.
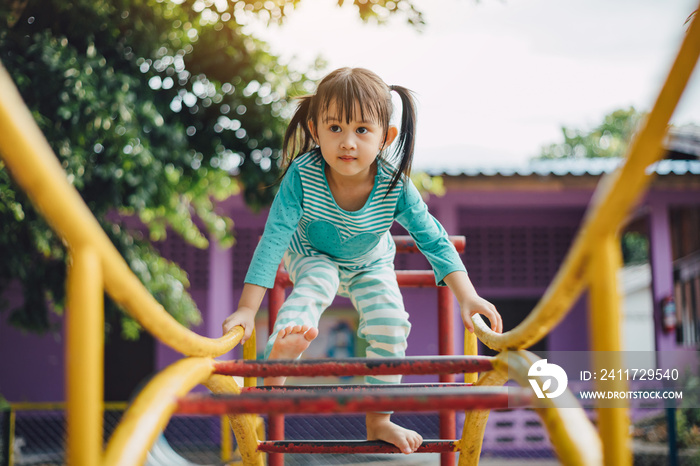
[245, 149, 465, 289]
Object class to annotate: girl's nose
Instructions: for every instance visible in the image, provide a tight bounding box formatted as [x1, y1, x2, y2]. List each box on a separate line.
[340, 135, 356, 150]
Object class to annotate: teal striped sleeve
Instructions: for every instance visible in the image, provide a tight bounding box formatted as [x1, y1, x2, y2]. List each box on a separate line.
[244, 163, 304, 289]
[394, 178, 467, 286]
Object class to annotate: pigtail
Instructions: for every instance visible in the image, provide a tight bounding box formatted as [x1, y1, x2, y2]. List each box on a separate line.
[387, 85, 417, 194]
[282, 95, 316, 167]
[275, 95, 318, 184]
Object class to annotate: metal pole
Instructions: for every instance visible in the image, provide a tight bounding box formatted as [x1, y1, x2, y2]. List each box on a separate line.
[66, 247, 104, 466]
[589, 235, 631, 466]
[438, 287, 456, 466]
[268, 273, 286, 466]
[666, 404, 679, 466]
[1, 407, 12, 466]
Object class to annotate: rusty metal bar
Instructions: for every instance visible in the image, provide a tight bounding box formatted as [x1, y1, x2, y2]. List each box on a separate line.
[243, 383, 472, 394]
[268, 266, 287, 466]
[257, 439, 458, 454]
[437, 286, 456, 466]
[214, 356, 494, 378]
[394, 236, 465, 254]
[177, 386, 531, 416]
[274, 270, 448, 289]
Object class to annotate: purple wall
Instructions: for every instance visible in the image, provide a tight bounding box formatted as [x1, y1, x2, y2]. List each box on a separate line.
[0, 283, 66, 402]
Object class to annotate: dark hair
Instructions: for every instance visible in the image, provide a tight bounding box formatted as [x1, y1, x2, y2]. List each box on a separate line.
[281, 67, 417, 194]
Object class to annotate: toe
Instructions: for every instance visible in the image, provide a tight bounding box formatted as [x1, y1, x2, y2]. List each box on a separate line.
[412, 434, 423, 451]
[397, 439, 411, 455]
[305, 327, 319, 341]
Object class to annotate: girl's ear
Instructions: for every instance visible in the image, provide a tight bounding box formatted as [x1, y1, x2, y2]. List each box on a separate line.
[382, 126, 399, 149]
[307, 119, 318, 142]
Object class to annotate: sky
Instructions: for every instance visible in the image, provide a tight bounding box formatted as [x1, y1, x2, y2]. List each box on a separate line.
[244, 0, 700, 169]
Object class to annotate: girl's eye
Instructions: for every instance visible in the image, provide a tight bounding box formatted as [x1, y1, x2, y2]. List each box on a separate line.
[330, 125, 342, 133]
[356, 127, 368, 134]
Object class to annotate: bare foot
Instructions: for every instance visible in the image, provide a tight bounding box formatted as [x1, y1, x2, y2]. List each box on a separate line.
[366, 412, 423, 455]
[265, 325, 318, 386]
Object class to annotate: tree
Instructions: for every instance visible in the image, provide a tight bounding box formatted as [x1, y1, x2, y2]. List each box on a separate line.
[538, 107, 643, 159]
[0, 0, 424, 338]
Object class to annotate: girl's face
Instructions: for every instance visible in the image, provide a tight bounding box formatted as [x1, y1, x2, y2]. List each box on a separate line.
[310, 100, 397, 183]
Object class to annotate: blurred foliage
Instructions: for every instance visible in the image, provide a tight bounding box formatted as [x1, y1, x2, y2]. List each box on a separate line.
[621, 231, 649, 266]
[0, 0, 424, 338]
[411, 171, 445, 199]
[677, 366, 700, 450]
[537, 107, 644, 159]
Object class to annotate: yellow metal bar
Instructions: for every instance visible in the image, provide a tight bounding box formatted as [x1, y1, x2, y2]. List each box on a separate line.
[103, 402, 129, 411]
[464, 329, 478, 384]
[472, 2, 700, 352]
[457, 367, 508, 465]
[9, 402, 127, 411]
[0, 61, 241, 358]
[103, 357, 215, 466]
[205, 374, 264, 466]
[589, 235, 631, 466]
[8, 408, 15, 466]
[243, 329, 257, 388]
[66, 247, 104, 466]
[221, 415, 234, 463]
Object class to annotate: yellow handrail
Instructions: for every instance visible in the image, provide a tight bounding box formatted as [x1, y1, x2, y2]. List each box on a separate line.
[66, 246, 104, 466]
[103, 358, 216, 466]
[589, 234, 631, 465]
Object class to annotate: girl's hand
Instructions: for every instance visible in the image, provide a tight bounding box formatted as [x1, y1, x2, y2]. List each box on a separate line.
[460, 295, 503, 334]
[222, 307, 257, 343]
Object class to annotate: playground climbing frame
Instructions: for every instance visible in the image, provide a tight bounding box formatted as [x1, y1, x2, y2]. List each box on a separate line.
[0, 3, 699, 464]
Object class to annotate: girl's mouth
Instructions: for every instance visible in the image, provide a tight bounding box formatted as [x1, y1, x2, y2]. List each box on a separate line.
[339, 156, 356, 161]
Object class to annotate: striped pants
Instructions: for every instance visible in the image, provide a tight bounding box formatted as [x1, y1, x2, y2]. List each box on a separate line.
[265, 250, 411, 384]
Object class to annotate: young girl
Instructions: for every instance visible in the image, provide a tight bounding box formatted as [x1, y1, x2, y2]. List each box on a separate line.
[222, 67, 503, 454]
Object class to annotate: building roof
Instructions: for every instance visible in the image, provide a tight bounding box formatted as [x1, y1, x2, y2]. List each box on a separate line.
[426, 158, 700, 178]
[427, 125, 700, 178]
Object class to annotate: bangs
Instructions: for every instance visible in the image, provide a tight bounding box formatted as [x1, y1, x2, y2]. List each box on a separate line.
[318, 91, 383, 125]
[313, 68, 391, 127]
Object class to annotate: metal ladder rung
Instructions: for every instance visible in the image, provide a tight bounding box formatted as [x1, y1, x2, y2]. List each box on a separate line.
[177, 385, 532, 415]
[257, 439, 458, 454]
[243, 382, 473, 394]
[213, 355, 494, 378]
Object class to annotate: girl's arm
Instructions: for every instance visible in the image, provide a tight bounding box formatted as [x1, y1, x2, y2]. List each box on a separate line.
[222, 283, 267, 343]
[443, 270, 503, 334]
[394, 179, 502, 334]
[222, 161, 304, 343]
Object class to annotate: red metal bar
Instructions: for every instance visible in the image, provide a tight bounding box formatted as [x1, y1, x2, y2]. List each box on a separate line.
[243, 383, 472, 394]
[273, 270, 442, 289]
[437, 286, 456, 466]
[257, 439, 458, 454]
[177, 386, 532, 415]
[394, 236, 466, 254]
[269, 265, 286, 334]
[214, 356, 493, 378]
[396, 270, 440, 288]
[268, 266, 286, 466]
